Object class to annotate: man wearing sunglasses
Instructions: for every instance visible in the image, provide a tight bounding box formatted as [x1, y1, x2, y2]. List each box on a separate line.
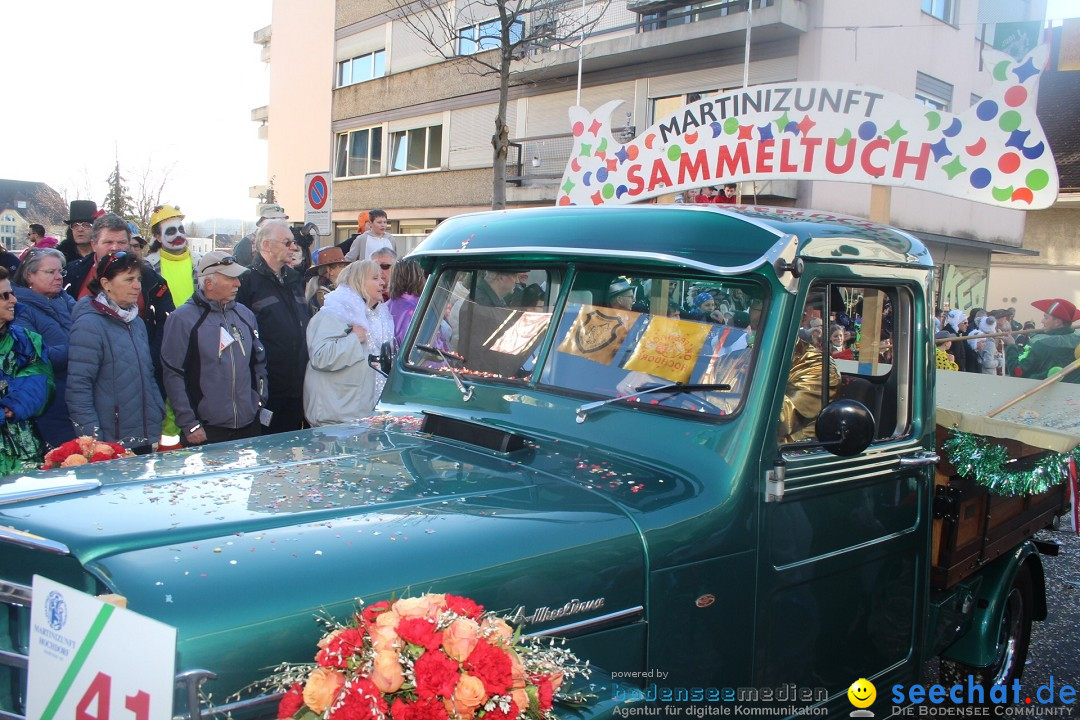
[236, 219, 310, 434]
[162, 251, 268, 446]
[64, 213, 175, 389]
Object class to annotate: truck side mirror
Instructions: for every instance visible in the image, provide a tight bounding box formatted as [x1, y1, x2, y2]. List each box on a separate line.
[815, 399, 875, 456]
[368, 341, 395, 378]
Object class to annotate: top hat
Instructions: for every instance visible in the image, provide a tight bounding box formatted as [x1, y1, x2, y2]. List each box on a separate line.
[66, 200, 98, 225]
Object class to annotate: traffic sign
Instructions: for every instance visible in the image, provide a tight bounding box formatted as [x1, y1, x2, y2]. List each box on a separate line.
[304, 172, 332, 235]
[26, 576, 177, 720]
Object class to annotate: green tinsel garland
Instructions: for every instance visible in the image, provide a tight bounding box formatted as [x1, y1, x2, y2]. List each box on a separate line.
[943, 430, 1080, 497]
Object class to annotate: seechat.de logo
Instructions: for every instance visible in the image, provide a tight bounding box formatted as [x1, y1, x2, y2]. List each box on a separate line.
[45, 590, 67, 631]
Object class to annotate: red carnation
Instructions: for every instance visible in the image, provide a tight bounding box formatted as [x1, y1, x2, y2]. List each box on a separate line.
[362, 600, 392, 626]
[445, 594, 484, 619]
[397, 617, 443, 651]
[277, 683, 305, 719]
[414, 650, 459, 699]
[464, 640, 513, 696]
[479, 700, 518, 720]
[536, 677, 554, 711]
[331, 678, 388, 720]
[316, 627, 365, 668]
[391, 697, 451, 720]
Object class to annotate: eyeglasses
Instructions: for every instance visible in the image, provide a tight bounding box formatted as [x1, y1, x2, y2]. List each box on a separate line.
[0, 291, 13, 301]
[96, 251, 131, 276]
[71, 222, 93, 229]
[202, 256, 238, 272]
[279, 238, 298, 248]
[379, 263, 393, 271]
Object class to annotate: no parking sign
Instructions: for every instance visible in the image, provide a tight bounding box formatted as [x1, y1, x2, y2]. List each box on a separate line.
[304, 172, 332, 236]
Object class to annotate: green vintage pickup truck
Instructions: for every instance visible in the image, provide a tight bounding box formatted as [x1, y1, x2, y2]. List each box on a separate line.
[0, 205, 1067, 719]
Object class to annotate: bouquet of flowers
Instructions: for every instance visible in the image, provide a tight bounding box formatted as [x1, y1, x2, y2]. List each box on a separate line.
[262, 593, 591, 720]
[42, 436, 131, 469]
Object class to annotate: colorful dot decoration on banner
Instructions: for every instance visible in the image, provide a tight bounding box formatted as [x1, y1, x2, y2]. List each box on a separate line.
[555, 46, 1056, 208]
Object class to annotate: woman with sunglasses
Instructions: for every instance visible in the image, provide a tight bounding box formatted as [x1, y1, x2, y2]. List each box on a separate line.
[0, 266, 53, 474]
[12, 247, 77, 447]
[67, 252, 165, 454]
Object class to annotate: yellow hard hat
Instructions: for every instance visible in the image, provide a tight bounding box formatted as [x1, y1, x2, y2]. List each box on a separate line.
[150, 204, 184, 229]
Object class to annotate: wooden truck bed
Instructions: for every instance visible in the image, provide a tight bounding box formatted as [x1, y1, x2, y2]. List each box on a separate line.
[932, 372, 1076, 591]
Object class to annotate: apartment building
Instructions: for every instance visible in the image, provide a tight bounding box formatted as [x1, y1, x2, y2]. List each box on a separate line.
[261, 0, 1051, 308]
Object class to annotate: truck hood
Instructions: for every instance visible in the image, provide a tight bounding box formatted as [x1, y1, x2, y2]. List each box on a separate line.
[0, 415, 651, 694]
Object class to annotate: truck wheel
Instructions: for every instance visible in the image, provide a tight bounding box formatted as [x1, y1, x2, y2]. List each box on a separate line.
[940, 567, 1033, 689]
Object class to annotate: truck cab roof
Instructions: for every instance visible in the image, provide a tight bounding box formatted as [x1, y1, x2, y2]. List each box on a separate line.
[410, 204, 933, 271]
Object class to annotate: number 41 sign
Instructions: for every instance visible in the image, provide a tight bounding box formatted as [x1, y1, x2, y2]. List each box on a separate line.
[26, 576, 177, 720]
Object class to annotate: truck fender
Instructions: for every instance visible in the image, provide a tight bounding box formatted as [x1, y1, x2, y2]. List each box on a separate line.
[939, 541, 1046, 668]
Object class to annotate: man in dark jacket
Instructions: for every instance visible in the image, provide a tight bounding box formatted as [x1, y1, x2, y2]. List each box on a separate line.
[162, 251, 268, 445]
[1005, 297, 1080, 382]
[235, 219, 310, 433]
[57, 200, 98, 264]
[64, 214, 175, 388]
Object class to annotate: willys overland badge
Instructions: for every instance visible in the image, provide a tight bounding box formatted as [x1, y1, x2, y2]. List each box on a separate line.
[558, 306, 639, 365]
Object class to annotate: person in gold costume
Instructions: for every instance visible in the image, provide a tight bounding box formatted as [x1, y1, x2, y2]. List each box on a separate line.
[778, 338, 841, 444]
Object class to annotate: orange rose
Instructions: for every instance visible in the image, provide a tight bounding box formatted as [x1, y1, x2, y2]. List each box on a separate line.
[302, 667, 345, 714]
[92, 443, 116, 457]
[393, 594, 445, 619]
[375, 609, 401, 628]
[370, 649, 405, 693]
[480, 616, 514, 646]
[511, 688, 529, 713]
[61, 454, 89, 467]
[444, 673, 486, 719]
[442, 617, 480, 662]
[368, 622, 400, 651]
[549, 670, 564, 692]
[76, 436, 96, 456]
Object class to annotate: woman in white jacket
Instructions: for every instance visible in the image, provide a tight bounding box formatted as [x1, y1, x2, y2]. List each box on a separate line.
[303, 260, 394, 426]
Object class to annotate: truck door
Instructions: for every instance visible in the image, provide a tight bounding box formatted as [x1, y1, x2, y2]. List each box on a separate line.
[758, 277, 933, 706]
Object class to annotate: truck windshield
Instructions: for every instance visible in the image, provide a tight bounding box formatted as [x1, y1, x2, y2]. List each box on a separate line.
[403, 267, 763, 418]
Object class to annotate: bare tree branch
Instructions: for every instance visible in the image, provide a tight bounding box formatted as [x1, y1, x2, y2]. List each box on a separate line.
[390, 0, 609, 209]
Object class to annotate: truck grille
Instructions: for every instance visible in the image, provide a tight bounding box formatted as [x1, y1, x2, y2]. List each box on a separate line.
[0, 580, 31, 720]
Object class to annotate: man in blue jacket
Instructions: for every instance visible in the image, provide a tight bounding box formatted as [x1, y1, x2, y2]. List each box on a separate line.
[161, 251, 268, 446]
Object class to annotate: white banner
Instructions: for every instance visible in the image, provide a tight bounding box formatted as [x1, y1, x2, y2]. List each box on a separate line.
[26, 576, 176, 720]
[557, 45, 1058, 210]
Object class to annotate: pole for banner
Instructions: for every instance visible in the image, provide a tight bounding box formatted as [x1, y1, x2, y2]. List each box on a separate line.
[576, 0, 586, 106]
[742, 0, 753, 88]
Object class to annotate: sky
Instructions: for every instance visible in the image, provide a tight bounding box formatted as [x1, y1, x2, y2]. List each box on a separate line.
[3, 0, 271, 222]
[3, 1, 1075, 224]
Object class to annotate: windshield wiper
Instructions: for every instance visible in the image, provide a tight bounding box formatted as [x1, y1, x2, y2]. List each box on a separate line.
[575, 382, 731, 423]
[416, 344, 474, 402]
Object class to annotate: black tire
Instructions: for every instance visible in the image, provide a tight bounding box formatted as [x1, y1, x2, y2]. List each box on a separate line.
[940, 566, 1033, 690]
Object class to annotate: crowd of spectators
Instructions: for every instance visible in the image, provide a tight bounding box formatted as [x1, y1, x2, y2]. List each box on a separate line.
[0, 202, 414, 473]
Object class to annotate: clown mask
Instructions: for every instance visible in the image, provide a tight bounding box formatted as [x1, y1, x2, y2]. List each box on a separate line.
[159, 218, 188, 253]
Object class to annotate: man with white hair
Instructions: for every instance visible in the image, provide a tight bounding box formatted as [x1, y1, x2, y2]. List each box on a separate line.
[161, 251, 267, 445]
[235, 219, 311, 433]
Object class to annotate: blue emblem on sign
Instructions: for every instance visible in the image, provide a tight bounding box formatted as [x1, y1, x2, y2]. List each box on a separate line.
[45, 590, 67, 631]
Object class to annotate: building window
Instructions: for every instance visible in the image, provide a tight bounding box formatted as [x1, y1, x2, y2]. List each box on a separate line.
[921, 0, 954, 24]
[338, 50, 385, 88]
[335, 126, 383, 178]
[915, 72, 953, 112]
[390, 125, 443, 172]
[457, 19, 523, 55]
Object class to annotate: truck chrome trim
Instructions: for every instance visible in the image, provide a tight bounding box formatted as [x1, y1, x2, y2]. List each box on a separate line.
[0, 527, 70, 555]
[0, 579, 31, 605]
[527, 606, 645, 638]
[0, 476, 101, 507]
[898, 451, 940, 467]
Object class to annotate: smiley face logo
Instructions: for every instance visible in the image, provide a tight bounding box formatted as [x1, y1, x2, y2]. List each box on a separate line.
[848, 678, 876, 709]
